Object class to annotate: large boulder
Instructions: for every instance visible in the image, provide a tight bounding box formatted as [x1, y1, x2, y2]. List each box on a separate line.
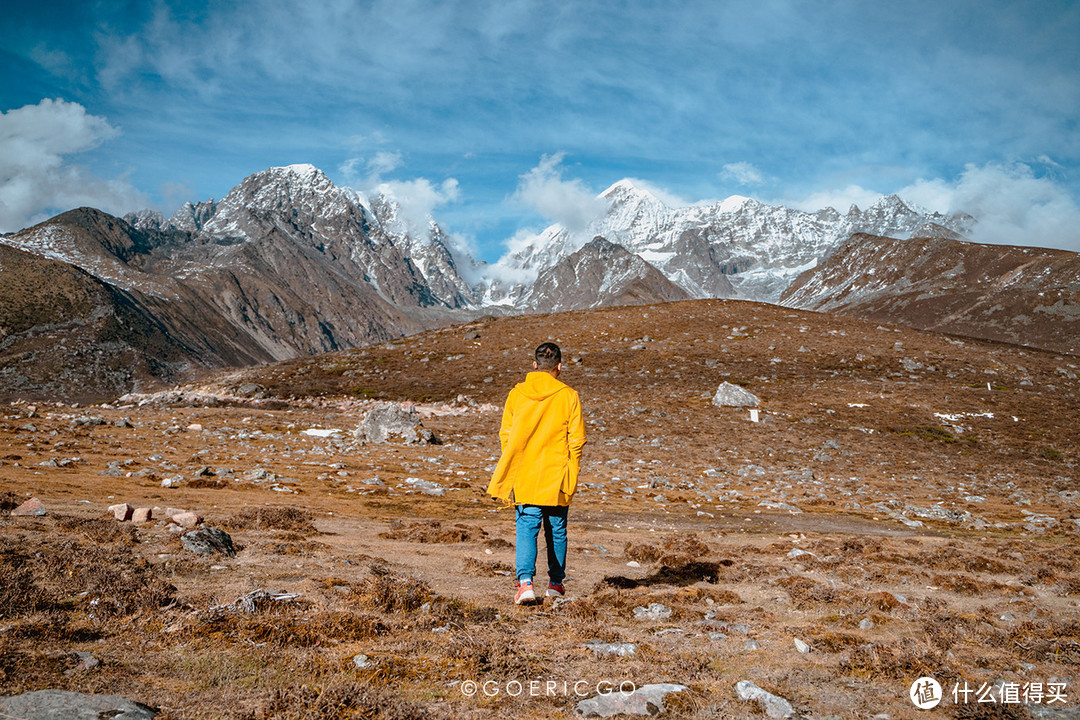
[712, 382, 760, 408]
[0, 690, 157, 719]
[576, 683, 688, 717]
[358, 405, 439, 444]
[181, 527, 236, 556]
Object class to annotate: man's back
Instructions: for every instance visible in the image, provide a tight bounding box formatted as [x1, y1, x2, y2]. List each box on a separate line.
[487, 370, 586, 507]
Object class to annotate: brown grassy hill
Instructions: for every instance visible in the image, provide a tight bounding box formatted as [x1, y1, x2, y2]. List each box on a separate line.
[780, 233, 1080, 355]
[0, 243, 197, 403]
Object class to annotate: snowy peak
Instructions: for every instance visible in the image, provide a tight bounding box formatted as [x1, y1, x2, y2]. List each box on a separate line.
[504, 182, 975, 306]
[521, 236, 690, 313]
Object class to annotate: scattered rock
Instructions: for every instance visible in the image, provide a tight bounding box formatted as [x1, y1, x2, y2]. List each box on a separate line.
[171, 511, 202, 528]
[787, 548, 819, 561]
[0, 690, 156, 719]
[181, 527, 236, 556]
[576, 683, 688, 718]
[211, 589, 299, 613]
[859, 618, 875, 631]
[235, 382, 265, 398]
[12, 497, 47, 516]
[759, 500, 802, 513]
[794, 638, 810, 654]
[712, 382, 760, 408]
[359, 405, 440, 444]
[1022, 512, 1058, 533]
[743, 639, 760, 650]
[632, 603, 673, 621]
[583, 640, 637, 658]
[401, 477, 446, 496]
[735, 680, 795, 719]
[109, 503, 134, 521]
[353, 653, 371, 669]
[131, 507, 153, 523]
[63, 651, 100, 676]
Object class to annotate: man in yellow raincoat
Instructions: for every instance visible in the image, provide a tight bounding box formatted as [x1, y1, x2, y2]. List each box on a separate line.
[487, 342, 586, 604]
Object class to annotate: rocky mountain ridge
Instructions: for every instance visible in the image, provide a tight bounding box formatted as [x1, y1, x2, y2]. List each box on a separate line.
[0, 166, 489, 400]
[1, 162, 1073, 401]
[780, 233, 1080, 355]
[497, 181, 975, 305]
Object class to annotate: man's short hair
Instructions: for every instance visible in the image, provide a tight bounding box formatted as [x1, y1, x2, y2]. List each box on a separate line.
[535, 342, 561, 370]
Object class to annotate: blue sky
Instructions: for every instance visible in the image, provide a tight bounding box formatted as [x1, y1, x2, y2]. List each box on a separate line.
[2, 0, 1079, 256]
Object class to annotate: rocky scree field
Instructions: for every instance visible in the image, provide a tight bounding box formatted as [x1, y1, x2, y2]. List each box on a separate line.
[1, 298, 1079, 719]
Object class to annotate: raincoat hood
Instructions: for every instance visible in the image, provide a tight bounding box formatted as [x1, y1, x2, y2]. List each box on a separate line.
[517, 371, 569, 401]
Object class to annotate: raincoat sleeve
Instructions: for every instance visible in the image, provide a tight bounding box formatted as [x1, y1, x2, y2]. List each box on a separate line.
[561, 392, 587, 500]
[486, 389, 518, 502]
[498, 388, 516, 453]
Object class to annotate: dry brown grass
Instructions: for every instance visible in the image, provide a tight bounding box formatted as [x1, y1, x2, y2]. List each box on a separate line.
[462, 557, 512, 577]
[184, 609, 387, 648]
[0, 490, 22, 513]
[220, 506, 318, 534]
[931, 573, 1013, 596]
[380, 519, 488, 543]
[775, 575, 850, 608]
[255, 681, 427, 720]
[624, 532, 711, 565]
[0, 533, 175, 620]
[351, 565, 433, 613]
[840, 639, 951, 680]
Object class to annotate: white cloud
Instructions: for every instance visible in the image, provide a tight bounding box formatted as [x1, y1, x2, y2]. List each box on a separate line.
[785, 163, 1080, 252]
[721, 161, 765, 186]
[373, 177, 460, 236]
[513, 153, 608, 233]
[368, 151, 403, 175]
[945, 163, 1080, 251]
[339, 147, 460, 241]
[0, 99, 146, 232]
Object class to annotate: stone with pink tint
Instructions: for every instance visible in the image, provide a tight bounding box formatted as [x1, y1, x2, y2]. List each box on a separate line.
[171, 511, 201, 528]
[12, 497, 47, 516]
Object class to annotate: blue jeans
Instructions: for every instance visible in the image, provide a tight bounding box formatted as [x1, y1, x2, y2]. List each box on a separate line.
[515, 504, 568, 584]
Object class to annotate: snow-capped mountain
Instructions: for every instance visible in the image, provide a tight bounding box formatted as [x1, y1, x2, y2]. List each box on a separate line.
[0, 165, 493, 399]
[519, 236, 691, 313]
[127, 164, 476, 311]
[500, 181, 974, 305]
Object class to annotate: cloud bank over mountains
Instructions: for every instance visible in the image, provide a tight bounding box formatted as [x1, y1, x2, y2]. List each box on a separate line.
[2, 98, 1079, 256]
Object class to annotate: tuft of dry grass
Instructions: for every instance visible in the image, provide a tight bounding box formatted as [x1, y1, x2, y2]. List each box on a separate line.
[840, 639, 950, 680]
[186, 609, 387, 648]
[220, 506, 317, 534]
[351, 565, 432, 613]
[256, 681, 427, 720]
[380, 519, 487, 543]
[624, 532, 710, 566]
[0, 491, 22, 514]
[0, 535, 175, 620]
[776, 575, 849, 608]
[931, 573, 1012, 596]
[462, 557, 512, 577]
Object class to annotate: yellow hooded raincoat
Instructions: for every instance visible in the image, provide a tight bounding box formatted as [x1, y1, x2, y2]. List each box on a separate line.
[487, 371, 586, 506]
